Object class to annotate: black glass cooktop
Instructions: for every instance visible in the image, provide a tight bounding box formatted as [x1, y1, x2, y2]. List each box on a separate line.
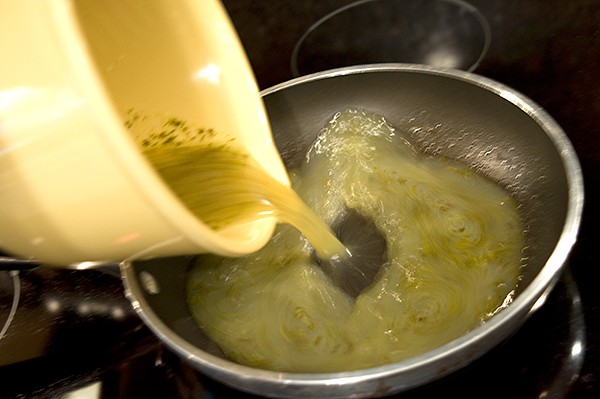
[1, 0, 598, 398]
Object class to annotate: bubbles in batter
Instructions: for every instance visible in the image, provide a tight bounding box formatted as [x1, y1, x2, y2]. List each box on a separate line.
[187, 109, 524, 373]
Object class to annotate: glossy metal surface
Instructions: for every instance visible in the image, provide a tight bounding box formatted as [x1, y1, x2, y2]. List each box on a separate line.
[314, 207, 388, 298]
[121, 65, 583, 398]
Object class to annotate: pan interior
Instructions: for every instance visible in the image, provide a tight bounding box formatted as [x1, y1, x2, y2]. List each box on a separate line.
[264, 71, 568, 293]
[127, 69, 571, 375]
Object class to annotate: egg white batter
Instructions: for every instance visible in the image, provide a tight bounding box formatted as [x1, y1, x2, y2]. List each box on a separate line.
[187, 109, 523, 373]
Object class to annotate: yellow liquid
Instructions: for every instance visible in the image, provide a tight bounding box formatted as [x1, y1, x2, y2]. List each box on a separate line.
[143, 143, 346, 259]
[186, 109, 524, 373]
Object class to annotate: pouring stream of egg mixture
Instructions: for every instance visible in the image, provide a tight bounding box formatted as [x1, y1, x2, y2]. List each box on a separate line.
[130, 108, 523, 373]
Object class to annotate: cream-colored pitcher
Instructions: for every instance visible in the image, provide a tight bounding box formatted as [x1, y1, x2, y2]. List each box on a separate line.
[0, 0, 289, 266]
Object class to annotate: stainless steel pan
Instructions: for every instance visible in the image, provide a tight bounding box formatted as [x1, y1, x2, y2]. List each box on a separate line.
[121, 65, 584, 398]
